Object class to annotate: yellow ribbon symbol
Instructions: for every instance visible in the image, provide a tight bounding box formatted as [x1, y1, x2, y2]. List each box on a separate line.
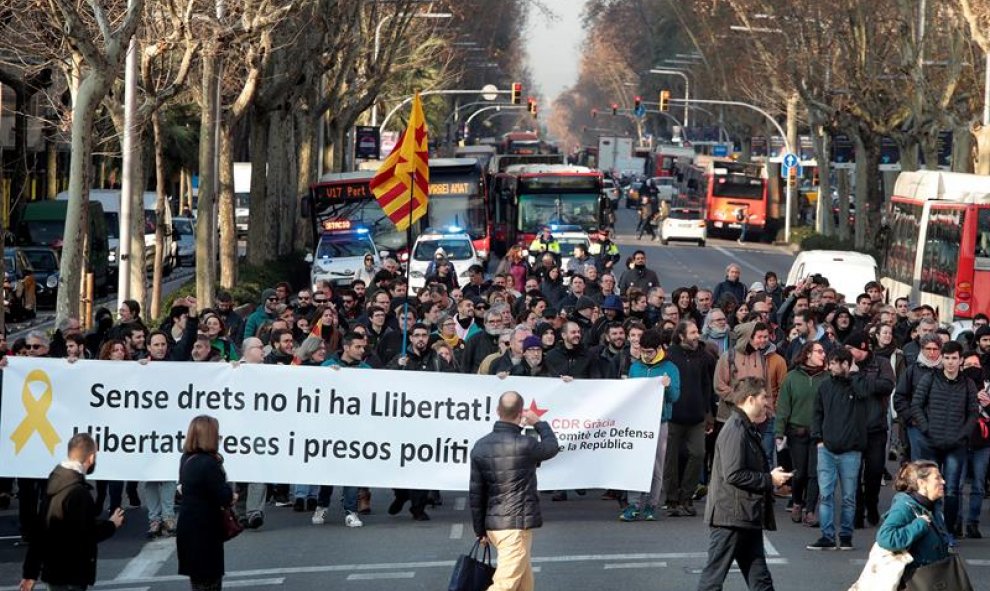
[9, 369, 61, 455]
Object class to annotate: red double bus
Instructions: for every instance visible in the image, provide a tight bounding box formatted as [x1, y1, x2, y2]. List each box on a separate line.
[489, 164, 605, 251]
[697, 160, 769, 239]
[427, 158, 492, 258]
[881, 170, 990, 327]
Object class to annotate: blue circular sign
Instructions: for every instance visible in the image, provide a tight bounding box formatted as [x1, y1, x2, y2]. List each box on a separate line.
[783, 153, 798, 168]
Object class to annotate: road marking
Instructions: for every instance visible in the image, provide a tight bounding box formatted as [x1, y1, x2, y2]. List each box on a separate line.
[686, 558, 788, 574]
[0, 535, 21, 540]
[114, 539, 176, 581]
[93, 588, 150, 591]
[763, 535, 780, 557]
[346, 572, 415, 581]
[603, 562, 668, 570]
[454, 497, 466, 510]
[714, 245, 766, 276]
[450, 523, 464, 539]
[967, 559, 990, 566]
[224, 579, 285, 588]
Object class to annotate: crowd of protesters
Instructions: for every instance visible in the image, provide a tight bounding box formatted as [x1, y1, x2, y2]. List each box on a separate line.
[4, 233, 989, 588]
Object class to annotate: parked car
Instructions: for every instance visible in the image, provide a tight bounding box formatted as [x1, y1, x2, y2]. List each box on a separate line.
[785, 250, 877, 305]
[20, 246, 59, 309]
[4, 247, 36, 321]
[173, 216, 196, 267]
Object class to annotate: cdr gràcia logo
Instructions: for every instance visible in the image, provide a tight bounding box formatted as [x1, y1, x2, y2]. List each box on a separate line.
[550, 417, 616, 430]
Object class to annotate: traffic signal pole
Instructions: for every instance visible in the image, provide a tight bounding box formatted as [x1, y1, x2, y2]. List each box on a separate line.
[380, 89, 515, 131]
[668, 97, 794, 243]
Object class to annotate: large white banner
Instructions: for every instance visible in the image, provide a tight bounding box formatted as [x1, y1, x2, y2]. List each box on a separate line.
[0, 358, 665, 491]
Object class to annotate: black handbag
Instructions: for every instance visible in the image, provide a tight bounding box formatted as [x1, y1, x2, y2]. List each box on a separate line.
[904, 554, 973, 591]
[448, 540, 496, 591]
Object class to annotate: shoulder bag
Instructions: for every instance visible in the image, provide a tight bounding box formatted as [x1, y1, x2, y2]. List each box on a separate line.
[847, 542, 912, 591]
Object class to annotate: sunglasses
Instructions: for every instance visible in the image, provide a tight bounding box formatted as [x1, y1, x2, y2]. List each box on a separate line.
[25, 344, 44, 350]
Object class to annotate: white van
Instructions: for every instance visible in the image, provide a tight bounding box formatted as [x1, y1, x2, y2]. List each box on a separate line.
[786, 250, 877, 304]
[57, 190, 177, 278]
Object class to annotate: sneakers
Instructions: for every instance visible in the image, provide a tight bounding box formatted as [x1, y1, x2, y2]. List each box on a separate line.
[967, 523, 983, 539]
[312, 507, 327, 525]
[666, 504, 684, 517]
[838, 536, 854, 551]
[246, 512, 264, 529]
[807, 537, 836, 550]
[146, 520, 162, 538]
[387, 498, 404, 515]
[345, 511, 363, 528]
[619, 506, 640, 522]
[161, 518, 176, 536]
[643, 506, 657, 521]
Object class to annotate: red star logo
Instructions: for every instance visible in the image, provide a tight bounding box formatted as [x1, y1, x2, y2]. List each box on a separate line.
[414, 124, 427, 146]
[528, 399, 548, 418]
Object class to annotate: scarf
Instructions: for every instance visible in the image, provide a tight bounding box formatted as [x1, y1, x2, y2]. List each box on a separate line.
[644, 348, 666, 365]
[917, 354, 942, 369]
[440, 332, 462, 348]
[909, 491, 936, 512]
[801, 364, 826, 377]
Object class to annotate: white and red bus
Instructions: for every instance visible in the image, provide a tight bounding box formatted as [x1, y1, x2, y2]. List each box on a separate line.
[489, 164, 605, 251]
[881, 170, 990, 327]
[427, 158, 491, 258]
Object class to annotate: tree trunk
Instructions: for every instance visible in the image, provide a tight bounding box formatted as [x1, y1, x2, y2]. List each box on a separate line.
[218, 125, 237, 289]
[128, 124, 147, 310]
[837, 169, 850, 242]
[11, 85, 29, 207]
[196, 49, 219, 309]
[852, 131, 882, 251]
[56, 71, 105, 325]
[954, 126, 973, 173]
[150, 110, 167, 320]
[897, 137, 920, 172]
[46, 133, 58, 199]
[328, 121, 346, 173]
[246, 108, 272, 266]
[973, 123, 990, 175]
[292, 110, 314, 255]
[811, 128, 834, 237]
[266, 111, 289, 257]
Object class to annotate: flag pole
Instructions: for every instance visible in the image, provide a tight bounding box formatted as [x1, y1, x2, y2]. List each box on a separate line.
[400, 170, 415, 361]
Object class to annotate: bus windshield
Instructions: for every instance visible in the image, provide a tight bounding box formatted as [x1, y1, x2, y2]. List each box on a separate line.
[712, 174, 764, 199]
[427, 177, 485, 240]
[322, 197, 404, 252]
[518, 193, 599, 231]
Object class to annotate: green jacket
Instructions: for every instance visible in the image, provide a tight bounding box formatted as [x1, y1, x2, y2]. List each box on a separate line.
[774, 366, 827, 437]
[877, 492, 950, 576]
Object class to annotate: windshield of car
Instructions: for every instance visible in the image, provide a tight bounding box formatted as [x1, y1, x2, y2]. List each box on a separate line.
[23, 250, 57, 271]
[413, 238, 474, 261]
[174, 219, 194, 236]
[315, 233, 376, 259]
[518, 193, 599, 231]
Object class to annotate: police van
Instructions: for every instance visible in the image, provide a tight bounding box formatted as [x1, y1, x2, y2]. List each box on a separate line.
[306, 219, 381, 289]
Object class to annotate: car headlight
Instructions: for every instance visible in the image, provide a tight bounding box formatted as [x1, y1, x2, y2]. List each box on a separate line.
[46, 275, 58, 289]
[477, 249, 488, 259]
[410, 271, 425, 279]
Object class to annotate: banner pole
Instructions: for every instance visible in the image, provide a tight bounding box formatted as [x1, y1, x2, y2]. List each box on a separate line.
[400, 170, 415, 361]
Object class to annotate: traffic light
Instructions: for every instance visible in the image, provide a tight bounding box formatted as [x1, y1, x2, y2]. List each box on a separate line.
[527, 97, 537, 115]
[611, 103, 618, 116]
[634, 96, 641, 110]
[591, 108, 598, 119]
[511, 82, 522, 105]
[659, 90, 670, 112]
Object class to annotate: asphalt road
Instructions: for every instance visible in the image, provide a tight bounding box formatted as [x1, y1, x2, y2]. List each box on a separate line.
[2, 215, 990, 590]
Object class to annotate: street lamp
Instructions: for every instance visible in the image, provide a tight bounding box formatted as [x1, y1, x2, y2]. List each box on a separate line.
[371, 11, 453, 125]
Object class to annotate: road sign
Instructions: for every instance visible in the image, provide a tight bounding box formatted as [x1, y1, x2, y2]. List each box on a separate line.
[481, 84, 498, 101]
[712, 144, 729, 157]
[634, 104, 646, 118]
[782, 152, 799, 169]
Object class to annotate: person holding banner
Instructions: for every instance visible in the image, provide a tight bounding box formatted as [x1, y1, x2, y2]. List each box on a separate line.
[177, 415, 235, 591]
[697, 377, 791, 591]
[471, 391, 559, 591]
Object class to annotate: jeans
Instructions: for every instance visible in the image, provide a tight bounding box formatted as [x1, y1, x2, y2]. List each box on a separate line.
[317, 485, 358, 512]
[907, 426, 933, 461]
[966, 447, 990, 526]
[787, 430, 818, 511]
[760, 419, 776, 468]
[696, 527, 774, 591]
[663, 422, 706, 506]
[933, 445, 967, 530]
[292, 485, 318, 501]
[817, 447, 861, 541]
[141, 481, 177, 522]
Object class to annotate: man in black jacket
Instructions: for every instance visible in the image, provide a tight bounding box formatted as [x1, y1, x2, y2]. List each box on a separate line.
[470, 391, 559, 591]
[911, 340, 980, 540]
[617, 250, 661, 295]
[21, 433, 124, 591]
[844, 331, 896, 528]
[545, 321, 594, 379]
[664, 320, 716, 517]
[809, 349, 870, 551]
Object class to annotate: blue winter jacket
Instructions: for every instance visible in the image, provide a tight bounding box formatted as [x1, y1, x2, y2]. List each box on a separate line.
[628, 358, 681, 423]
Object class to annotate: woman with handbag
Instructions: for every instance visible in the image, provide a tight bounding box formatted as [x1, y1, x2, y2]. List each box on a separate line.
[875, 460, 973, 590]
[177, 415, 235, 591]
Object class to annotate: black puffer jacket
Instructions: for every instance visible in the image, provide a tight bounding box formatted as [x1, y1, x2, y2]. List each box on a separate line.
[704, 407, 776, 531]
[545, 343, 595, 378]
[859, 354, 897, 434]
[911, 371, 979, 450]
[469, 421, 559, 537]
[666, 342, 716, 425]
[23, 465, 117, 586]
[893, 362, 938, 424]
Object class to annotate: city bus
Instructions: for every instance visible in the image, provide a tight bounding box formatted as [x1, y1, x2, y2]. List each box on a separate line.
[427, 158, 492, 258]
[699, 159, 769, 239]
[305, 171, 405, 255]
[489, 164, 605, 252]
[881, 170, 990, 328]
[653, 145, 696, 178]
[499, 131, 541, 155]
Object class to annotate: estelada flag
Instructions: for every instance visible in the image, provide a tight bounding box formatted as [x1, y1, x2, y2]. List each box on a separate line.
[370, 92, 429, 231]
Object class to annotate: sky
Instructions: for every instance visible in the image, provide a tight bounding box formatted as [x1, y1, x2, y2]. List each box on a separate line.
[524, 0, 588, 102]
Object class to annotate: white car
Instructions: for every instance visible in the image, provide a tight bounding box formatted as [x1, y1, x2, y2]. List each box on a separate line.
[307, 221, 381, 289]
[172, 216, 196, 267]
[660, 207, 706, 247]
[408, 230, 483, 294]
[786, 250, 877, 304]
